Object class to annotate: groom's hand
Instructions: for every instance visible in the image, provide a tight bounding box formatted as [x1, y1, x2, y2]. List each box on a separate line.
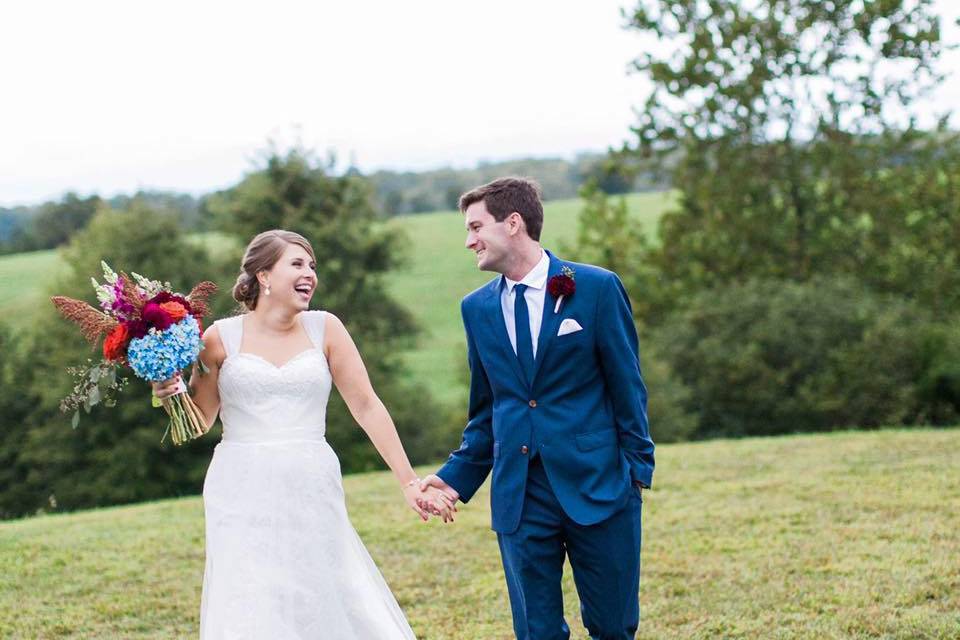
[419, 475, 460, 523]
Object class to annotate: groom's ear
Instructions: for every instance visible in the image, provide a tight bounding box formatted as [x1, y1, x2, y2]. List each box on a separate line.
[506, 211, 526, 237]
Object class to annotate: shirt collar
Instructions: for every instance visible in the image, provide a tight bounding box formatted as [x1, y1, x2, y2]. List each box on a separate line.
[504, 250, 549, 294]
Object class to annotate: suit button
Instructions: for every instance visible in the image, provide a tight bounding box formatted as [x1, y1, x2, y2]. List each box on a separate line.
[528, 399, 537, 408]
[520, 445, 529, 455]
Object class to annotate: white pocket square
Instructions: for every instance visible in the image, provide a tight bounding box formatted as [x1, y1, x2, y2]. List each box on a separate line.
[557, 318, 583, 336]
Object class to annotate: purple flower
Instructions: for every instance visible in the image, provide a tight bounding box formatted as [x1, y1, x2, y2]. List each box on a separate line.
[100, 277, 136, 320]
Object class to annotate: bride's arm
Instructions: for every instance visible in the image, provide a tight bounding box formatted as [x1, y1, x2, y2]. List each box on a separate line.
[151, 324, 224, 429]
[325, 313, 453, 520]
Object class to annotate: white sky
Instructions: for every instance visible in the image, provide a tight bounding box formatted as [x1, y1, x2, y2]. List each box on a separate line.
[1, 1, 957, 206]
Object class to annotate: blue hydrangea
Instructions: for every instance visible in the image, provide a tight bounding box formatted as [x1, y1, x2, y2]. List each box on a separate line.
[126, 315, 203, 382]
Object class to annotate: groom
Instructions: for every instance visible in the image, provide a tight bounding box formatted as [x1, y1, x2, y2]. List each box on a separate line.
[420, 177, 655, 639]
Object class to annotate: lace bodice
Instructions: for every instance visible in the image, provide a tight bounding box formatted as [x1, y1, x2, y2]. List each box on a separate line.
[212, 310, 332, 444]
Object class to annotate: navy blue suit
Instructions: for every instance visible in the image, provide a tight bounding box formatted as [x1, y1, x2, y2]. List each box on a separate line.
[438, 250, 655, 639]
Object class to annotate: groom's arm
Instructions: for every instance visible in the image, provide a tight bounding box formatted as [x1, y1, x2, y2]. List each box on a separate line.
[596, 273, 655, 489]
[435, 307, 495, 503]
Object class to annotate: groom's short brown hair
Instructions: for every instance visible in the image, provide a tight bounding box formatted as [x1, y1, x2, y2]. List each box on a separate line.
[458, 177, 544, 241]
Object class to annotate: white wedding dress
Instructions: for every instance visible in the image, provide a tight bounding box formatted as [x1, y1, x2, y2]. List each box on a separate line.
[199, 310, 416, 639]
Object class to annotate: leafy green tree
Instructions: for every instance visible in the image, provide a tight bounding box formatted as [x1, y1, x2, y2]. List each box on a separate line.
[561, 181, 668, 324]
[0, 207, 35, 253]
[28, 193, 102, 250]
[108, 191, 204, 231]
[623, 0, 958, 318]
[206, 148, 447, 470]
[654, 278, 955, 438]
[0, 324, 40, 518]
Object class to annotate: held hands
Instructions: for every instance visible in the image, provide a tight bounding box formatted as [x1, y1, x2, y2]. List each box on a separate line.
[416, 474, 460, 524]
[402, 479, 456, 522]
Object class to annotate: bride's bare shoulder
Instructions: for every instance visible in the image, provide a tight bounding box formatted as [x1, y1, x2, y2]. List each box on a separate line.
[200, 323, 227, 368]
[320, 313, 352, 356]
[322, 312, 349, 338]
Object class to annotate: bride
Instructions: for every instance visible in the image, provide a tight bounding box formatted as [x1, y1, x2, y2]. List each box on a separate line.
[152, 229, 454, 639]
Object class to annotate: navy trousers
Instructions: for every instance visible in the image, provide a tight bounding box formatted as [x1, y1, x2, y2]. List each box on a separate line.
[497, 456, 643, 640]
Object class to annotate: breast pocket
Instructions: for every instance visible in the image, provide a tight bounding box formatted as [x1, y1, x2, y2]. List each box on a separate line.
[552, 329, 591, 353]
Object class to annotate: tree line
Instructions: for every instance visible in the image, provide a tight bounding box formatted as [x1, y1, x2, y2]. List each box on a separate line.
[0, 152, 665, 255]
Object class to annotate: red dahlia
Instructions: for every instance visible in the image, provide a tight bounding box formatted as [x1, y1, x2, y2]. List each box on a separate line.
[547, 274, 575, 298]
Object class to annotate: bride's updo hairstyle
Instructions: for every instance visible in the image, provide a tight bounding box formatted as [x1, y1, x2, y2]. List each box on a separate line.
[232, 229, 316, 311]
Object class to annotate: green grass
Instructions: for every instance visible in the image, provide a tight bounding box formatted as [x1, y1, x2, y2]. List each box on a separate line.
[2, 428, 957, 639]
[0, 248, 67, 328]
[0, 193, 673, 405]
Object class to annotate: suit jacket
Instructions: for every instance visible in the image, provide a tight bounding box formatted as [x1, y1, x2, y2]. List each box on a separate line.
[437, 250, 655, 534]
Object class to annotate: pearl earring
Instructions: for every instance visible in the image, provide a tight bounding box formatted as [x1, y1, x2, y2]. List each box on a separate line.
[265, 283, 271, 296]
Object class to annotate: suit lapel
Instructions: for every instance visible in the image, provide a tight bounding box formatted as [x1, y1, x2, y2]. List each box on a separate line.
[530, 252, 564, 383]
[481, 278, 529, 390]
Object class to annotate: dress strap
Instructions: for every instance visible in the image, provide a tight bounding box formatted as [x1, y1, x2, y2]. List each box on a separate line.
[214, 314, 244, 358]
[301, 310, 328, 350]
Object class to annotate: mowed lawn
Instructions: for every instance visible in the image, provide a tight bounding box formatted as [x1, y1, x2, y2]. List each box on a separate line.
[0, 192, 672, 406]
[2, 428, 957, 639]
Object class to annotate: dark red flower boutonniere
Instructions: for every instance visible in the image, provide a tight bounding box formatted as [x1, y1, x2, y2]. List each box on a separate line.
[547, 265, 576, 313]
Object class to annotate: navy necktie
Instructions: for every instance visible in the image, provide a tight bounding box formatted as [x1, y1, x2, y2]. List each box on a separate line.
[513, 284, 535, 383]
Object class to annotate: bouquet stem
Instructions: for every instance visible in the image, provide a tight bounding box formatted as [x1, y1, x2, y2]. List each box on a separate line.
[161, 391, 209, 445]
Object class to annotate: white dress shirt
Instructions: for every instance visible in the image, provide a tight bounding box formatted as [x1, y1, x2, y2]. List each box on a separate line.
[500, 250, 550, 357]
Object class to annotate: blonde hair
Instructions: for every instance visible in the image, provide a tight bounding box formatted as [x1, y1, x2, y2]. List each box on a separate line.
[232, 230, 316, 311]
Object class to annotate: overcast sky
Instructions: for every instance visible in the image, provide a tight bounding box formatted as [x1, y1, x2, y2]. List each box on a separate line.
[2, 1, 957, 206]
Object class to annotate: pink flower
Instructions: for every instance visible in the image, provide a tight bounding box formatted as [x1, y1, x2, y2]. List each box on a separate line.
[100, 276, 136, 320]
[142, 303, 174, 331]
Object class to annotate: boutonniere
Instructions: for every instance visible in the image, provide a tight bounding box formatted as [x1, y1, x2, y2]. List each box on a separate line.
[547, 265, 576, 313]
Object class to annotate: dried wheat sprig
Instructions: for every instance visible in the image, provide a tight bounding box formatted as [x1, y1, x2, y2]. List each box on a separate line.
[118, 272, 147, 313]
[186, 281, 218, 318]
[51, 296, 119, 344]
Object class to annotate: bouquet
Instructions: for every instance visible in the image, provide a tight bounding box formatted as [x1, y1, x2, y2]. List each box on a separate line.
[52, 262, 217, 445]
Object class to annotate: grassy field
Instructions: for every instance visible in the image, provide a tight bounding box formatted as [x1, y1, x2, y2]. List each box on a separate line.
[0, 248, 67, 328]
[2, 428, 957, 639]
[0, 192, 673, 406]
